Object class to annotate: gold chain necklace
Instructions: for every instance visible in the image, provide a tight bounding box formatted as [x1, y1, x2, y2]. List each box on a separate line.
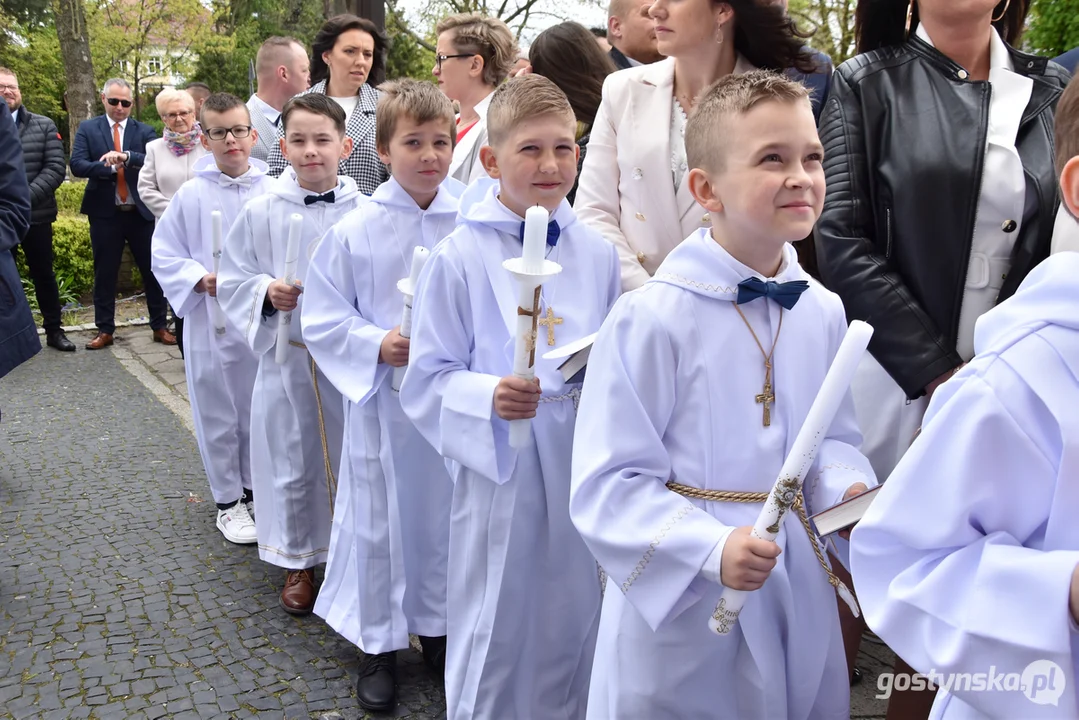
[733, 304, 783, 427]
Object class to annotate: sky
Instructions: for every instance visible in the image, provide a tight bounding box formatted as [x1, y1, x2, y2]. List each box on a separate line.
[395, 0, 610, 45]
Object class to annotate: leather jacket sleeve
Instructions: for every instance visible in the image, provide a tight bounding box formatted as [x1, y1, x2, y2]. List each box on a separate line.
[814, 69, 962, 399]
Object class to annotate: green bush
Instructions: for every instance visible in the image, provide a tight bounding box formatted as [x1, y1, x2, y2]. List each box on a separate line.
[55, 181, 86, 215]
[51, 216, 96, 299]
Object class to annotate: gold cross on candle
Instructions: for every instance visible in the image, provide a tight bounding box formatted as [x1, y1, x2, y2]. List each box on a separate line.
[755, 381, 775, 427]
[538, 306, 563, 346]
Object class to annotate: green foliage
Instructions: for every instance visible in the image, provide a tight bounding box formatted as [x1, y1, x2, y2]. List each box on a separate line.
[386, 9, 436, 81]
[49, 216, 96, 299]
[54, 181, 86, 215]
[0, 18, 69, 142]
[1025, 0, 1079, 58]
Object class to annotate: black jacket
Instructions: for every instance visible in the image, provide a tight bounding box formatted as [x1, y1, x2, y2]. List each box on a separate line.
[15, 106, 67, 225]
[0, 102, 40, 380]
[815, 36, 1068, 399]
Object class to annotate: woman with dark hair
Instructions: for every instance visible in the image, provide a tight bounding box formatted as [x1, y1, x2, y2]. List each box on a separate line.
[528, 21, 616, 204]
[267, 14, 389, 194]
[817, 2, 1068, 718]
[574, 0, 819, 291]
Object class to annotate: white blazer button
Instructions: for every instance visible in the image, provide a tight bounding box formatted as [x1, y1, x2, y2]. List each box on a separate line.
[632, 168, 643, 180]
[637, 251, 647, 265]
[635, 212, 646, 221]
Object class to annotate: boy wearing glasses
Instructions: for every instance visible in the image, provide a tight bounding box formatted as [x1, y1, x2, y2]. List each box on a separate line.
[151, 93, 267, 547]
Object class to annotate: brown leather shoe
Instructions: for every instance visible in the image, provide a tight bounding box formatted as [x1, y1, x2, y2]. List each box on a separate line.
[279, 569, 316, 615]
[153, 328, 177, 345]
[85, 332, 114, 350]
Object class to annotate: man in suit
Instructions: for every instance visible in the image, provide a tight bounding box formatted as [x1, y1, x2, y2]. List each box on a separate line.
[607, 0, 662, 71]
[0, 100, 40, 400]
[247, 36, 310, 163]
[70, 78, 175, 350]
[1055, 47, 1079, 73]
[1, 67, 75, 352]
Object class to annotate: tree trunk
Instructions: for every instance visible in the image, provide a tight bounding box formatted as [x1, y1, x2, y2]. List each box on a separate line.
[52, 0, 98, 144]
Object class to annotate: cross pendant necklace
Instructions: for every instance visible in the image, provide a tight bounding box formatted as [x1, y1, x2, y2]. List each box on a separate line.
[733, 304, 783, 427]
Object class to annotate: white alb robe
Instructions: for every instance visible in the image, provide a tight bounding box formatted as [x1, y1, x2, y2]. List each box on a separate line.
[399, 179, 621, 720]
[150, 156, 267, 506]
[301, 176, 465, 653]
[571, 229, 876, 720]
[851, 252, 1079, 720]
[217, 169, 364, 569]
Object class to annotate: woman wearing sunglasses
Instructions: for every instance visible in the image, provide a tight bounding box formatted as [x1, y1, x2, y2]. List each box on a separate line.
[432, 13, 517, 184]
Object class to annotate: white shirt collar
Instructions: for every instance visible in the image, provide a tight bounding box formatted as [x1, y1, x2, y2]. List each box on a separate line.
[112, 117, 128, 130]
[915, 24, 1015, 74]
[249, 93, 281, 122]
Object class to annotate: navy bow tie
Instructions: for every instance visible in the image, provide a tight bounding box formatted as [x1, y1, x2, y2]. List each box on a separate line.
[304, 190, 335, 205]
[736, 277, 810, 310]
[518, 220, 561, 248]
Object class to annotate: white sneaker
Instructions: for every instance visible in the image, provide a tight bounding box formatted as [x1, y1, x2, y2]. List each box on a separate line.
[217, 501, 257, 545]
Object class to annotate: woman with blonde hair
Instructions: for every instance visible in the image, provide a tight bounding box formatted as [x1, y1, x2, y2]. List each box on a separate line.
[432, 12, 517, 183]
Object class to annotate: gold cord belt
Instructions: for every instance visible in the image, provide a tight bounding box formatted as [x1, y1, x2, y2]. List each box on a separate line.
[665, 481, 845, 594]
[286, 340, 338, 518]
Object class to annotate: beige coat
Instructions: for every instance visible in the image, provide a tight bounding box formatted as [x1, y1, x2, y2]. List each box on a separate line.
[138, 138, 210, 219]
[574, 57, 753, 291]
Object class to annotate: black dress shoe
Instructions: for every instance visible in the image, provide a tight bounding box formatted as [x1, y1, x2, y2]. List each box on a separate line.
[46, 331, 76, 352]
[355, 651, 397, 712]
[419, 635, 447, 674]
[851, 667, 863, 686]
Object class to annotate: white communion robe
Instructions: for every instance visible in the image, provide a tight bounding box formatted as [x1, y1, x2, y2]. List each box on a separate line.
[399, 179, 621, 720]
[571, 229, 876, 720]
[217, 169, 364, 569]
[301, 176, 465, 653]
[850, 252, 1079, 720]
[150, 156, 267, 506]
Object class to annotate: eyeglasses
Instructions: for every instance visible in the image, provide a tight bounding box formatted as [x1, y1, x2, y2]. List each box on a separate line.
[435, 53, 474, 71]
[106, 98, 133, 108]
[0, 84, 18, 92]
[163, 110, 193, 121]
[205, 125, 252, 141]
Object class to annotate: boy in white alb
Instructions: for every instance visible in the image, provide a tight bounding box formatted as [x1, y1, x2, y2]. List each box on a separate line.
[151, 93, 266, 545]
[570, 73, 875, 719]
[399, 75, 621, 720]
[849, 76, 1079, 720]
[301, 80, 463, 713]
[218, 93, 364, 616]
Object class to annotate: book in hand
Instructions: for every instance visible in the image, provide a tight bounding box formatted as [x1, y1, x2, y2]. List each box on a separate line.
[808, 484, 883, 537]
[542, 332, 597, 384]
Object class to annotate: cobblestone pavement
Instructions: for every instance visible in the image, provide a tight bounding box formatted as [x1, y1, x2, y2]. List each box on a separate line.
[3, 325, 889, 719]
[0, 338, 446, 720]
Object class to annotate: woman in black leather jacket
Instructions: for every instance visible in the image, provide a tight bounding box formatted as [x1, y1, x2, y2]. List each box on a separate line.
[815, 3, 1068, 716]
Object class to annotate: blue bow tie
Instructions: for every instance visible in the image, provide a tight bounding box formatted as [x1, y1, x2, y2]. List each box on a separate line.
[304, 190, 335, 205]
[518, 220, 561, 248]
[736, 277, 810, 310]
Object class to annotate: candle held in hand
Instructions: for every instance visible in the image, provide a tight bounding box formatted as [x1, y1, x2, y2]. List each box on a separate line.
[522, 205, 548, 273]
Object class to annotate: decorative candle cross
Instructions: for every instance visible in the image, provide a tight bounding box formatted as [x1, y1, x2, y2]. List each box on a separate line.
[538, 307, 563, 346]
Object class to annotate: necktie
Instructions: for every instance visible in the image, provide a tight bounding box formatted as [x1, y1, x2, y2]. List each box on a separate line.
[518, 219, 561, 248]
[304, 190, 335, 205]
[736, 277, 810, 310]
[113, 122, 128, 204]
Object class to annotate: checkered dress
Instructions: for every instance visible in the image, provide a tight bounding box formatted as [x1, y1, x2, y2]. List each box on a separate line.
[265, 80, 389, 196]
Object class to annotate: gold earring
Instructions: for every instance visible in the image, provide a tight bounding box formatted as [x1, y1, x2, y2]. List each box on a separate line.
[991, 0, 1010, 22]
[715, 24, 724, 45]
[905, 1, 913, 34]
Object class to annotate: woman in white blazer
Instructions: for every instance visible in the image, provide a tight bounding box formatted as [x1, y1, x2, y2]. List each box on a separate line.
[433, 13, 517, 184]
[575, 0, 819, 291]
[139, 88, 209, 220]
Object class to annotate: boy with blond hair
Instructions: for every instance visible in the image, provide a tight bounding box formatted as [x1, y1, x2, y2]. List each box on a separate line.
[570, 71, 875, 719]
[301, 79, 464, 712]
[218, 94, 364, 616]
[850, 76, 1079, 720]
[400, 75, 621, 720]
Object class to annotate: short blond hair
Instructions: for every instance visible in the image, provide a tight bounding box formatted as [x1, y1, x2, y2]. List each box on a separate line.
[435, 13, 518, 87]
[376, 79, 456, 153]
[486, 75, 575, 148]
[154, 87, 195, 116]
[686, 71, 810, 172]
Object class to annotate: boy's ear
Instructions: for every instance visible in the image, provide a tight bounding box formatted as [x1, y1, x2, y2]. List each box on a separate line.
[200, 133, 211, 151]
[250, 127, 259, 144]
[1061, 157, 1079, 219]
[687, 167, 723, 214]
[479, 145, 501, 179]
[340, 135, 354, 161]
[279, 136, 288, 161]
[376, 143, 391, 167]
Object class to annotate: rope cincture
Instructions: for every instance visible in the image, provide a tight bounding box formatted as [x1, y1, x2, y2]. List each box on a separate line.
[288, 340, 338, 518]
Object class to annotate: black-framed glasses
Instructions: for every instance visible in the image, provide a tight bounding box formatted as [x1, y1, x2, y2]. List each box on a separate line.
[106, 98, 133, 108]
[205, 125, 252, 141]
[435, 53, 474, 71]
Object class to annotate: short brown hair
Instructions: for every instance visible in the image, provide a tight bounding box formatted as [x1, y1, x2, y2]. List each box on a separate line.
[1055, 75, 1079, 181]
[0, 67, 15, 80]
[256, 36, 305, 77]
[486, 75, 576, 148]
[435, 13, 517, 87]
[686, 71, 810, 172]
[376, 79, 456, 153]
[200, 92, 251, 127]
[281, 93, 346, 136]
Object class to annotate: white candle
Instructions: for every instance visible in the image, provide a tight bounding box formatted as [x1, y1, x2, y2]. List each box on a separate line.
[709, 320, 874, 635]
[522, 205, 548, 274]
[391, 246, 430, 391]
[210, 211, 227, 336]
[274, 213, 303, 365]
